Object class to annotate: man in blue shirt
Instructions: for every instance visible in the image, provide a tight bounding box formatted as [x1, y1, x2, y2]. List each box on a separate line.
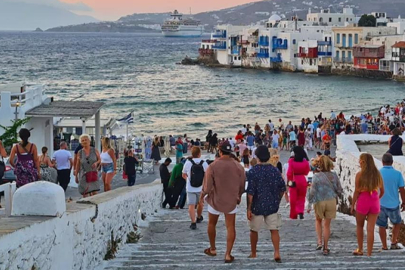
[377, 153, 405, 250]
[246, 132, 255, 154]
[247, 146, 286, 263]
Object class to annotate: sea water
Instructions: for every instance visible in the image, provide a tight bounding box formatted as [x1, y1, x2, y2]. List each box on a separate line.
[0, 32, 404, 138]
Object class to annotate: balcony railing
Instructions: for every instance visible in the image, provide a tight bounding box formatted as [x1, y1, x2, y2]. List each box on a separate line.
[273, 43, 288, 49]
[318, 52, 332, 56]
[212, 43, 227, 50]
[297, 53, 307, 58]
[379, 65, 391, 71]
[318, 41, 332, 46]
[259, 40, 270, 46]
[270, 55, 282, 63]
[353, 50, 385, 58]
[334, 57, 353, 64]
[257, 52, 269, 58]
[231, 48, 240, 55]
[212, 32, 226, 38]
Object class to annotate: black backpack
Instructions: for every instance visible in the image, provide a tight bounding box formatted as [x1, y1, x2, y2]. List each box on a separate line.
[189, 159, 205, 187]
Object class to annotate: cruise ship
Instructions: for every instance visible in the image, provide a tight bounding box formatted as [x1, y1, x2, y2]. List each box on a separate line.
[161, 10, 204, 37]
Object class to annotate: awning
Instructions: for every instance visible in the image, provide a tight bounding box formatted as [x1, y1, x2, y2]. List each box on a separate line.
[25, 100, 104, 118]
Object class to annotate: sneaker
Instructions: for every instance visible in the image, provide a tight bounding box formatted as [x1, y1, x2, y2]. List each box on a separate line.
[190, 223, 197, 230]
[196, 216, 204, 223]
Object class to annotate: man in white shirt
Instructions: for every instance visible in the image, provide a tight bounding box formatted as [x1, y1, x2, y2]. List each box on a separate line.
[182, 146, 209, 230]
[269, 120, 275, 132]
[52, 141, 73, 191]
[241, 125, 247, 135]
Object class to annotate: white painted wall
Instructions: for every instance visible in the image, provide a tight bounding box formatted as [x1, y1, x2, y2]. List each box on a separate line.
[0, 181, 163, 270]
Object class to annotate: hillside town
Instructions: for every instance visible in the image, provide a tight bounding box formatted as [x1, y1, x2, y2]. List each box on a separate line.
[199, 8, 405, 80]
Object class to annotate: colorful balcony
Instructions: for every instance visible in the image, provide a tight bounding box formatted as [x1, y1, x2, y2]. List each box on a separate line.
[212, 31, 227, 38]
[318, 40, 332, 46]
[257, 52, 269, 58]
[212, 43, 227, 50]
[258, 36, 270, 46]
[270, 54, 282, 63]
[272, 37, 288, 49]
[231, 48, 240, 55]
[318, 51, 332, 56]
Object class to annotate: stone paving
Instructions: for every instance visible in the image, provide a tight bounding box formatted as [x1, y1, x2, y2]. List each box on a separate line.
[103, 198, 405, 270]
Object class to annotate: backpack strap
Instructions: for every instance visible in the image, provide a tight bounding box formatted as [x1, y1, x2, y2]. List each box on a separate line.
[199, 160, 204, 166]
[189, 158, 196, 165]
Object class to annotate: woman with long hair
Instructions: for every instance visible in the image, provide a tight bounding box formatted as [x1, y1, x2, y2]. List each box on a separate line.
[151, 136, 161, 164]
[351, 153, 384, 257]
[39, 146, 57, 184]
[287, 146, 310, 219]
[297, 126, 305, 147]
[75, 134, 101, 197]
[308, 156, 343, 255]
[9, 128, 40, 187]
[100, 137, 117, 192]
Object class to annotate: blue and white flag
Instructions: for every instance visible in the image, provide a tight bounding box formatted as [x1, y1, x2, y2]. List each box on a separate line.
[118, 113, 134, 124]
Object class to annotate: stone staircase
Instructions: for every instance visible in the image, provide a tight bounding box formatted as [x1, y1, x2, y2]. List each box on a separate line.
[103, 201, 405, 270]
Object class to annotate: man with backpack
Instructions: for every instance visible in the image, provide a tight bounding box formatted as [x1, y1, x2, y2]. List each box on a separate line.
[182, 146, 209, 230]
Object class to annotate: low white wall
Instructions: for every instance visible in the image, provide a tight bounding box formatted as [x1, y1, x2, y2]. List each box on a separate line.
[336, 134, 405, 214]
[0, 181, 163, 270]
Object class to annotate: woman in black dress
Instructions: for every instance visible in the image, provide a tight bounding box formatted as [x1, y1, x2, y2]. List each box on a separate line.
[151, 137, 161, 164]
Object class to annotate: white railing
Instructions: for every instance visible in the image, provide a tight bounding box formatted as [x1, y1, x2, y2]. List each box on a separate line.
[0, 182, 17, 216]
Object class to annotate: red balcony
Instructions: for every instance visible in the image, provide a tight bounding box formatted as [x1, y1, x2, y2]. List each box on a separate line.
[201, 39, 217, 43]
[198, 48, 214, 56]
[297, 47, 318, 58]
[353, 45, 385, 58]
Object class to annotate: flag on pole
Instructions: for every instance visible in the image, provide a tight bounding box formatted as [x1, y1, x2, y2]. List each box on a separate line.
[118, 113, 134, 124]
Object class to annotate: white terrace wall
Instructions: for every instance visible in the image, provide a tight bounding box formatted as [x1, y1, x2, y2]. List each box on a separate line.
[0, 181, 163, 270]
[335, 134, 405, 216]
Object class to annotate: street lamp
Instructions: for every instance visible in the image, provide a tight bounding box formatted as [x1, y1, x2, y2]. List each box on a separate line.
[14, 101, 20, 121]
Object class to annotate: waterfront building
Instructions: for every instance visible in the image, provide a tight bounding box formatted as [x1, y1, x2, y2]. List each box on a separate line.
[332, 26, 397, 70]
[392, 41, 405, 80]
[388, 16, 405, 34]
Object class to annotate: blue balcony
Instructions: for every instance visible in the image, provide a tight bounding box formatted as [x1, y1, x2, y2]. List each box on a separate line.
[258, 36, 270, 46]
[212, 43, 226, 50]
[318, 40, 332, 46]
[318, 51, 332, 56]
[270, 54, 282, 63]
[231, 48, 240, 55]
[212, 31, 227, 38]
[257, 52, 269, 58]
[272, 37, 288, 49]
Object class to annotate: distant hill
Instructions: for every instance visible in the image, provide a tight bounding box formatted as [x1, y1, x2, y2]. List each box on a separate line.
[0, 1, 98, 31]
[46, 0, 405, 33]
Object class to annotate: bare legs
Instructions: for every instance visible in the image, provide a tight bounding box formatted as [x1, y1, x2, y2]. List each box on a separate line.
[189, 204, 196, 223]
[356, 213, 379, 256]
[207, 213, 219, 255]
[379, 223, 401, 249]
[249, 230, 281, 260]
[315, 218, 331, 249]
[102, 172, 114, 192]
[224, 213, 236, 261]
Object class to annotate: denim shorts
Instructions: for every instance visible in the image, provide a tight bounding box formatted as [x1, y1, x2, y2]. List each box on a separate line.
[102, 163, 114, 174]
[376, 206, 402, 228]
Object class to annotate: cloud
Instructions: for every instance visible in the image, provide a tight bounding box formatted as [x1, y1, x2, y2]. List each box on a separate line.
[0, 0, 93, 12]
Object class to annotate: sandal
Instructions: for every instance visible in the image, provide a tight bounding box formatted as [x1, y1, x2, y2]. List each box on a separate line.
[316, 244, 323, 251]
[323, 248, 330, 256]
[225, 255, 235, 264]
[381, 247, 388, 251]
[274, 258, 282, 263]
[204, 248, 217, 257]
[391, 243, 403, 250]
[353, 249, 363, 256]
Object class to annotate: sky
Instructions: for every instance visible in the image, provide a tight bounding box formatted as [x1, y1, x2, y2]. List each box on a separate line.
[61, 0, 261, 20]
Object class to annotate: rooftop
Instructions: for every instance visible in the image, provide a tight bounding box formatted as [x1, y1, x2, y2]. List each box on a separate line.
[393, 41, 405, 48]
[25, 100, 104, 118]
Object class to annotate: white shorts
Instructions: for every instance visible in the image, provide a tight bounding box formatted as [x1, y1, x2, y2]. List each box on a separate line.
[247, 145, 254, 150]
[208, 204, 238, 216]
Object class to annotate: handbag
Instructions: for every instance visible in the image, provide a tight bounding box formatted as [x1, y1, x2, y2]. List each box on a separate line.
[85, 171, 98, 183]
[287, 180, 296, 187]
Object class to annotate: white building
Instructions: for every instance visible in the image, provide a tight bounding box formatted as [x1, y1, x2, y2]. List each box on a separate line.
[306, 7, 357, 26]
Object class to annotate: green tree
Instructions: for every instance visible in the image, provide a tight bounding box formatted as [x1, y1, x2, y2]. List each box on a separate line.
[358, 14, 376, 27]
[0, 118, 31, 152]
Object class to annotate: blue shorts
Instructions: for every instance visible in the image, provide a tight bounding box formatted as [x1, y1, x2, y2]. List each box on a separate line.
[376, 206, 402, 228]
[102, 163, 114, 174]
[272, 141, 278, 148]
